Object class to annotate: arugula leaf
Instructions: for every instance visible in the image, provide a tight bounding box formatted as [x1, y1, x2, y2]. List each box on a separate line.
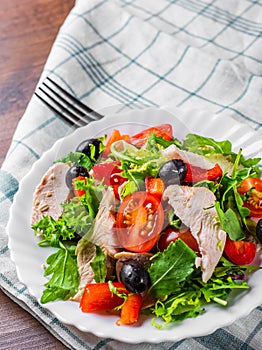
[41, 243, 79, 304]
[90, 245, 107, 283]
[215, 201, 245, 241]
[147, 133, 182, 149]
[183, 134, 261, 170]
[150, 262, 250, 328]
[183, 134, 232, 155]
[108, 281, 128, 310]
[148, 240, 196, 297]
[54, 152, 93, 170]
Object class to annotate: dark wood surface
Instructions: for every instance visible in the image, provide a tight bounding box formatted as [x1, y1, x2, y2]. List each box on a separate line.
[0, 0, 75, 348]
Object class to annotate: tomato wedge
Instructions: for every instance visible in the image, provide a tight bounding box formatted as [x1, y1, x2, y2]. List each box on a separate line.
[157, 226, 199, 253]
[130, 124, 173, 147]
[237, 177, 262, 217]
[80, 282, 128, 312]
[184, 163, 222, 183]
[237, 177, 262, 194]
[224, 237, 256, 265]
[115, 191, 164, 253]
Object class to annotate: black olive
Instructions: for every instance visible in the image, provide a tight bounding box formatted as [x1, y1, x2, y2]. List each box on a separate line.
[159, 159, 187, 186]
[76, 138, 102, 160]
[256, 218, 262, 244]
[65, 165, 89, 189]
[120, 261, 151, 294]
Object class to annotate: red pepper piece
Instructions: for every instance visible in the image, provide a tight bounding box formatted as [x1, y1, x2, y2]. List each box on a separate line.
[117, 293, 143, 326]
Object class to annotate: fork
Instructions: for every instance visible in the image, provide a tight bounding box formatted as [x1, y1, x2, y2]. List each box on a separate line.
[34, 76, 104, 128]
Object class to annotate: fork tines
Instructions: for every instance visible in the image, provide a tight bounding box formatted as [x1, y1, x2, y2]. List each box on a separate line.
[34, 76, 104, 127]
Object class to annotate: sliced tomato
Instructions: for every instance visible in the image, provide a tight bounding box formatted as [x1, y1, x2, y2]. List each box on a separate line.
[72, 176, 86, 197]
[237, 178, 262, 217]
[92, 161, 121, 185]
[80, 282, 128, 312]
[115, 191, 164, 253]
[145, 176, 165, 199]
[130, 124, 173, 147]
[237, 177, 262, 194]
[184, 163, 222, 183]
[157, 226, 199, 253]
[116, 293, 143, 326]
[224, 237, 256, 265]
[103, 129, 130, 157]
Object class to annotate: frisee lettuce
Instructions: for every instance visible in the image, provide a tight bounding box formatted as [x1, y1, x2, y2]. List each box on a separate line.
[32, 215, 75, 247]
[73, 177, 104, 218]
[55, 152, 93, 170]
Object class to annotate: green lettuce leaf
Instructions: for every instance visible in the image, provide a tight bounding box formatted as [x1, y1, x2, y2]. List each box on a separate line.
[90, 245, 107, 283]
[41, 243, 79, 304]
[54, 152, 93, 170]
[148, 240, 196, 297]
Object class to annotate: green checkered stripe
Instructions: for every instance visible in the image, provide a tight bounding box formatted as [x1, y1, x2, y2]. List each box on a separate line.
[1, 0, 262, 349]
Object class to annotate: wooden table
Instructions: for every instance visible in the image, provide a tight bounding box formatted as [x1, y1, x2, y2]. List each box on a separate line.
[0, 0, 75, 348]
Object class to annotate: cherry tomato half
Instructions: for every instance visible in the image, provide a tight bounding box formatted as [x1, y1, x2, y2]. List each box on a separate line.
[237, 178, 262, 217]
[224, 237, 256, 265]
[157, 226, 199, 253]
[184, 163, 222, 183]
[115, 191, 164, 253]
[130, 124, 173, 147]
[237, 177, 262, 194]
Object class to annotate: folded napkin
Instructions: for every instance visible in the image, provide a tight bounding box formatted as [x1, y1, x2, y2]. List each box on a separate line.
[1, 0, 262, 349]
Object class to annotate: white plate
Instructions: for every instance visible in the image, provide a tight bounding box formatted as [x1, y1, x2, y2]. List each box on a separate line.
[7, 107, 262, 344]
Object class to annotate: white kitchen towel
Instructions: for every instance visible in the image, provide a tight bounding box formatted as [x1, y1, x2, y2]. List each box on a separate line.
[1, 1, 262, 349]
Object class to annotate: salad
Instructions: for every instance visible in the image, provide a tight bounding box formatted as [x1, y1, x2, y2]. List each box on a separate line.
[31, 123, 262, 328]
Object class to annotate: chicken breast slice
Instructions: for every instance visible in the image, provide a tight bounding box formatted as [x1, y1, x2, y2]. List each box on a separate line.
[161, 144, 214, 169]
[31, 162, 71, 225]
[163, 185, 226, 282]
[91, 187, 121, 257]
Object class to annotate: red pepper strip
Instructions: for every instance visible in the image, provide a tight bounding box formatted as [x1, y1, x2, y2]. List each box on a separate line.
[80, 282, 128, 312]
[184, 163, 222, 183]
[145, 176, 165, 199]
[103, 129, 130, 157]
[72, 176, 86, 197]
[116, 293, 143, 326]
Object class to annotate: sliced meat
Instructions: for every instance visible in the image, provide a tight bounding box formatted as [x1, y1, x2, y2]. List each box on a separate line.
[91, 187, 121, 257]
[72, 237, 115, 302]
[163, 185, 226, 282]
[161, 144, 214, 169]
[31, 162, 71, 225]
